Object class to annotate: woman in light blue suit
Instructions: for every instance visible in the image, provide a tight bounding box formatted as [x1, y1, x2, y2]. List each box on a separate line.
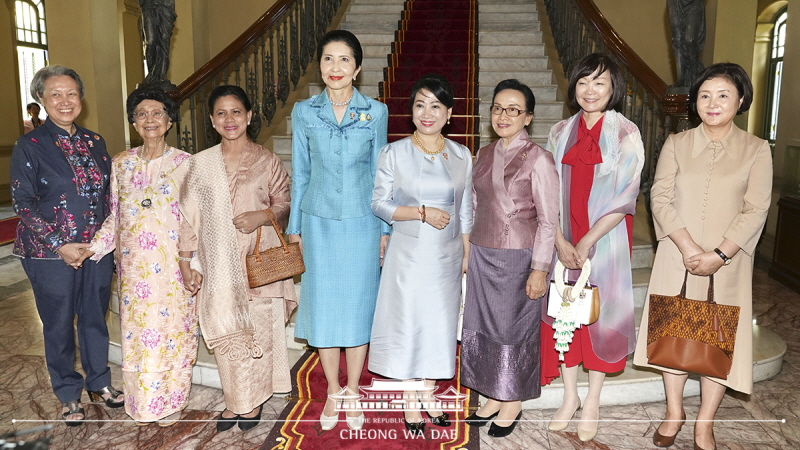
[369, 75, 473, 435]
[287, 30, 389, 431]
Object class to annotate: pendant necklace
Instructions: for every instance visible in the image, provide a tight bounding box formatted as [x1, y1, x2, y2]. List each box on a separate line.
[413, 131, 446, 160]
[139, 143, 168, 208]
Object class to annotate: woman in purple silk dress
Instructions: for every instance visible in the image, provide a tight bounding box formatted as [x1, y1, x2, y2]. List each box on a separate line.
[460, 79, 559, 438]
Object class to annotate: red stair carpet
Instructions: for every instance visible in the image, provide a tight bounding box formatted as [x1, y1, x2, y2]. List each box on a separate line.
[261, 348, 479, 450]
[0, 217, 19, 246]
[380, 0, 480, 151]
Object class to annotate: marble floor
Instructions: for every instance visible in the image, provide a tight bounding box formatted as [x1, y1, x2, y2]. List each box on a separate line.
[0, 211, 798, 449]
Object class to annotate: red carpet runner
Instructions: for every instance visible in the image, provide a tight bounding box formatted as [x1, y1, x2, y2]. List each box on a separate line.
[0, 217, 19, 246]
[261, 349, 479, 450]
[380, 0, 480, 151]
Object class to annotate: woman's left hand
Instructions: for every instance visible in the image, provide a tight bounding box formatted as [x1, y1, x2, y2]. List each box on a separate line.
[685, 251, 725, 276]
[574, 240, 592, 268]
[526, 270, 548, 300]
[233, 210, 268, 234]
[379, 235, 390, 266]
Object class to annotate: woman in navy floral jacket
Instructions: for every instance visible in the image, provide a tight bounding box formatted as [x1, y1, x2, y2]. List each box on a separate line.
[10, 65, 123, 426]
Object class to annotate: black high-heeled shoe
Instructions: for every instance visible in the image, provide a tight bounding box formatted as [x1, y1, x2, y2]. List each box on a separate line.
[216, 410, 240, 432]
[403, 417, 426, 436]
[487, 411, 523, 438]
[464, 410, 499, 427]
[87, 386, 124, 408]
[237, 405, 262, 431]
[425, 410, 451, 427]
[61, 400, 85, 426]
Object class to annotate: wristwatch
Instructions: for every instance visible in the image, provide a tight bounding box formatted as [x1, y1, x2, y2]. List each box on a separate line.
[713, 248, 732, 265]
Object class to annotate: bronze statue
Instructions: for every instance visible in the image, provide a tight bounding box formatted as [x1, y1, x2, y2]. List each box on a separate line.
[667, 0, 706, 88]
[139, 0, 177, 90]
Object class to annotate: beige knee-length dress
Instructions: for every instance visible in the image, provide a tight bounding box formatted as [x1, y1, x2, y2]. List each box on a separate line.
[632, 124, 772, 394]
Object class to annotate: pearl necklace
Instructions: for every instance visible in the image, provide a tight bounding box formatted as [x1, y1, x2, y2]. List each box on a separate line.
[413, 131, 445, 160]
[330, 91, 354, 107]
[139, 142, 168, 208]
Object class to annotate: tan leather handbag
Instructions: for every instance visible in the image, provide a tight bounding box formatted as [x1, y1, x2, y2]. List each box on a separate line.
[245, 209, 305, 288]
[646, 271, 740, 379]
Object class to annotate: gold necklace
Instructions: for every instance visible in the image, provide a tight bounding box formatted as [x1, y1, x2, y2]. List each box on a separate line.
[413, 131, 445, 160]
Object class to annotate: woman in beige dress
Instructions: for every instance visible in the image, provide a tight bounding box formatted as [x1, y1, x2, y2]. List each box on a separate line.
[633, 63, 772, 450]
[173, 85, 296, 432]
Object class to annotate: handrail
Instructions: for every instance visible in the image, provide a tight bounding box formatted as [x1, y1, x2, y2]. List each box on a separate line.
[574, 0, 668, 101]
[172, 0, 295, 103]
[168, 0, 343, 154]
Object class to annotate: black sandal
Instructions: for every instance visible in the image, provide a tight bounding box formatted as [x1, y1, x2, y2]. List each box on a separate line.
[61, 400, 85, 426]
[87, 385, 124, 408]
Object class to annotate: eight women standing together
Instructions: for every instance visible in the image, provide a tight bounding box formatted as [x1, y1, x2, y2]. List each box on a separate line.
[11, 29, 771, 449]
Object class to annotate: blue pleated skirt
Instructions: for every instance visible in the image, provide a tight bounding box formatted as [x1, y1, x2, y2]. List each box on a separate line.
[293, 213, 382, 347]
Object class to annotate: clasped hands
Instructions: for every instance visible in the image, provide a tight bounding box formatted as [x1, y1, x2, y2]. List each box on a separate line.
[57, 243, 94, 269]
[682, 244, 724, 276]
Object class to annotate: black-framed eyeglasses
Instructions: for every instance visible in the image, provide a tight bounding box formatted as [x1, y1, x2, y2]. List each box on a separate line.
[490, 105, 526, 117]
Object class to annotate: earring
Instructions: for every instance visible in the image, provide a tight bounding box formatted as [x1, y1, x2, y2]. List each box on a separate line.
[212, 124, 215, 128]
[247, 122, 251, 125]
[447, 119, 450, 125]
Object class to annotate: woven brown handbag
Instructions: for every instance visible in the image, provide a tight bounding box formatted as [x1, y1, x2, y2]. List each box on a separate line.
[245, 209, 305, 288]
[646, 271, 740, 379]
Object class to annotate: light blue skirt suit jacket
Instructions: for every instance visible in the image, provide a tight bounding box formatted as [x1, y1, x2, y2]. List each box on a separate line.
[288, 87, 389, 347]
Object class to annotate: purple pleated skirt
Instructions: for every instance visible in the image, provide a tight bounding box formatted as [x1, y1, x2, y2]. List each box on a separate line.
[460, 244, 541, 401]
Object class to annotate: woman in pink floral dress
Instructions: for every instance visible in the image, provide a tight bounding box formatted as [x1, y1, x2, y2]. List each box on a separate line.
[86, 88, 198, 425]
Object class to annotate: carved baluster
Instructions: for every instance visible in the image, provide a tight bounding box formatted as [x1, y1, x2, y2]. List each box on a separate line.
[181, 125, 194, 154]
[290, 3, 300, 88]
[631, 79, 640, 125]
[277, 18, 290, 107]
[263, 32, 277, 124]
[188, 95, 198, 154]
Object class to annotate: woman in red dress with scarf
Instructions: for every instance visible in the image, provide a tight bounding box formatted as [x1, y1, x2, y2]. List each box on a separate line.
[541, 53, 644, 442]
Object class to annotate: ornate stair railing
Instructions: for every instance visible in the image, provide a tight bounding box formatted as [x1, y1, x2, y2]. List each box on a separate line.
[169, 0, 343, 154]
[543, 0, 690, 203]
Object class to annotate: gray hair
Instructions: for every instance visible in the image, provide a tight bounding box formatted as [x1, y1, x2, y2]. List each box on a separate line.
[29, 65, 85, 101]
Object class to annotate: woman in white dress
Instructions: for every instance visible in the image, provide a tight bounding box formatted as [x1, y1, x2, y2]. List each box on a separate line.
[369, 74, 473, 435]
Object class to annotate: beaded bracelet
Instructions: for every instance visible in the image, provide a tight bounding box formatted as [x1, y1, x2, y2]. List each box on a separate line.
[178, 256, 193, 262]
[419, 205, 426, 223]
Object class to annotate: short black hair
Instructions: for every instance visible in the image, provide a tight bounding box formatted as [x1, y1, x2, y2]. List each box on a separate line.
[208, 85, 259, 141]
[567, 53, 625, 112]
[26, 102, 40, 111]
[688, 62, 753, 115]
[491, 79, 536, 114]
[317, 30, 363, 68]
[126, 87, 179, 125]
[409, 74, 455, 111]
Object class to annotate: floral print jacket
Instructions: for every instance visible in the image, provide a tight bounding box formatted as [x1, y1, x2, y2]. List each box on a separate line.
[10, 118, 111, 259]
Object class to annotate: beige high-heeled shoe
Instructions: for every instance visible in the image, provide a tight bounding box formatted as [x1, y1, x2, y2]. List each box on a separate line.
[547, 400, 581, 431]
[320, 397, 340, 431]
